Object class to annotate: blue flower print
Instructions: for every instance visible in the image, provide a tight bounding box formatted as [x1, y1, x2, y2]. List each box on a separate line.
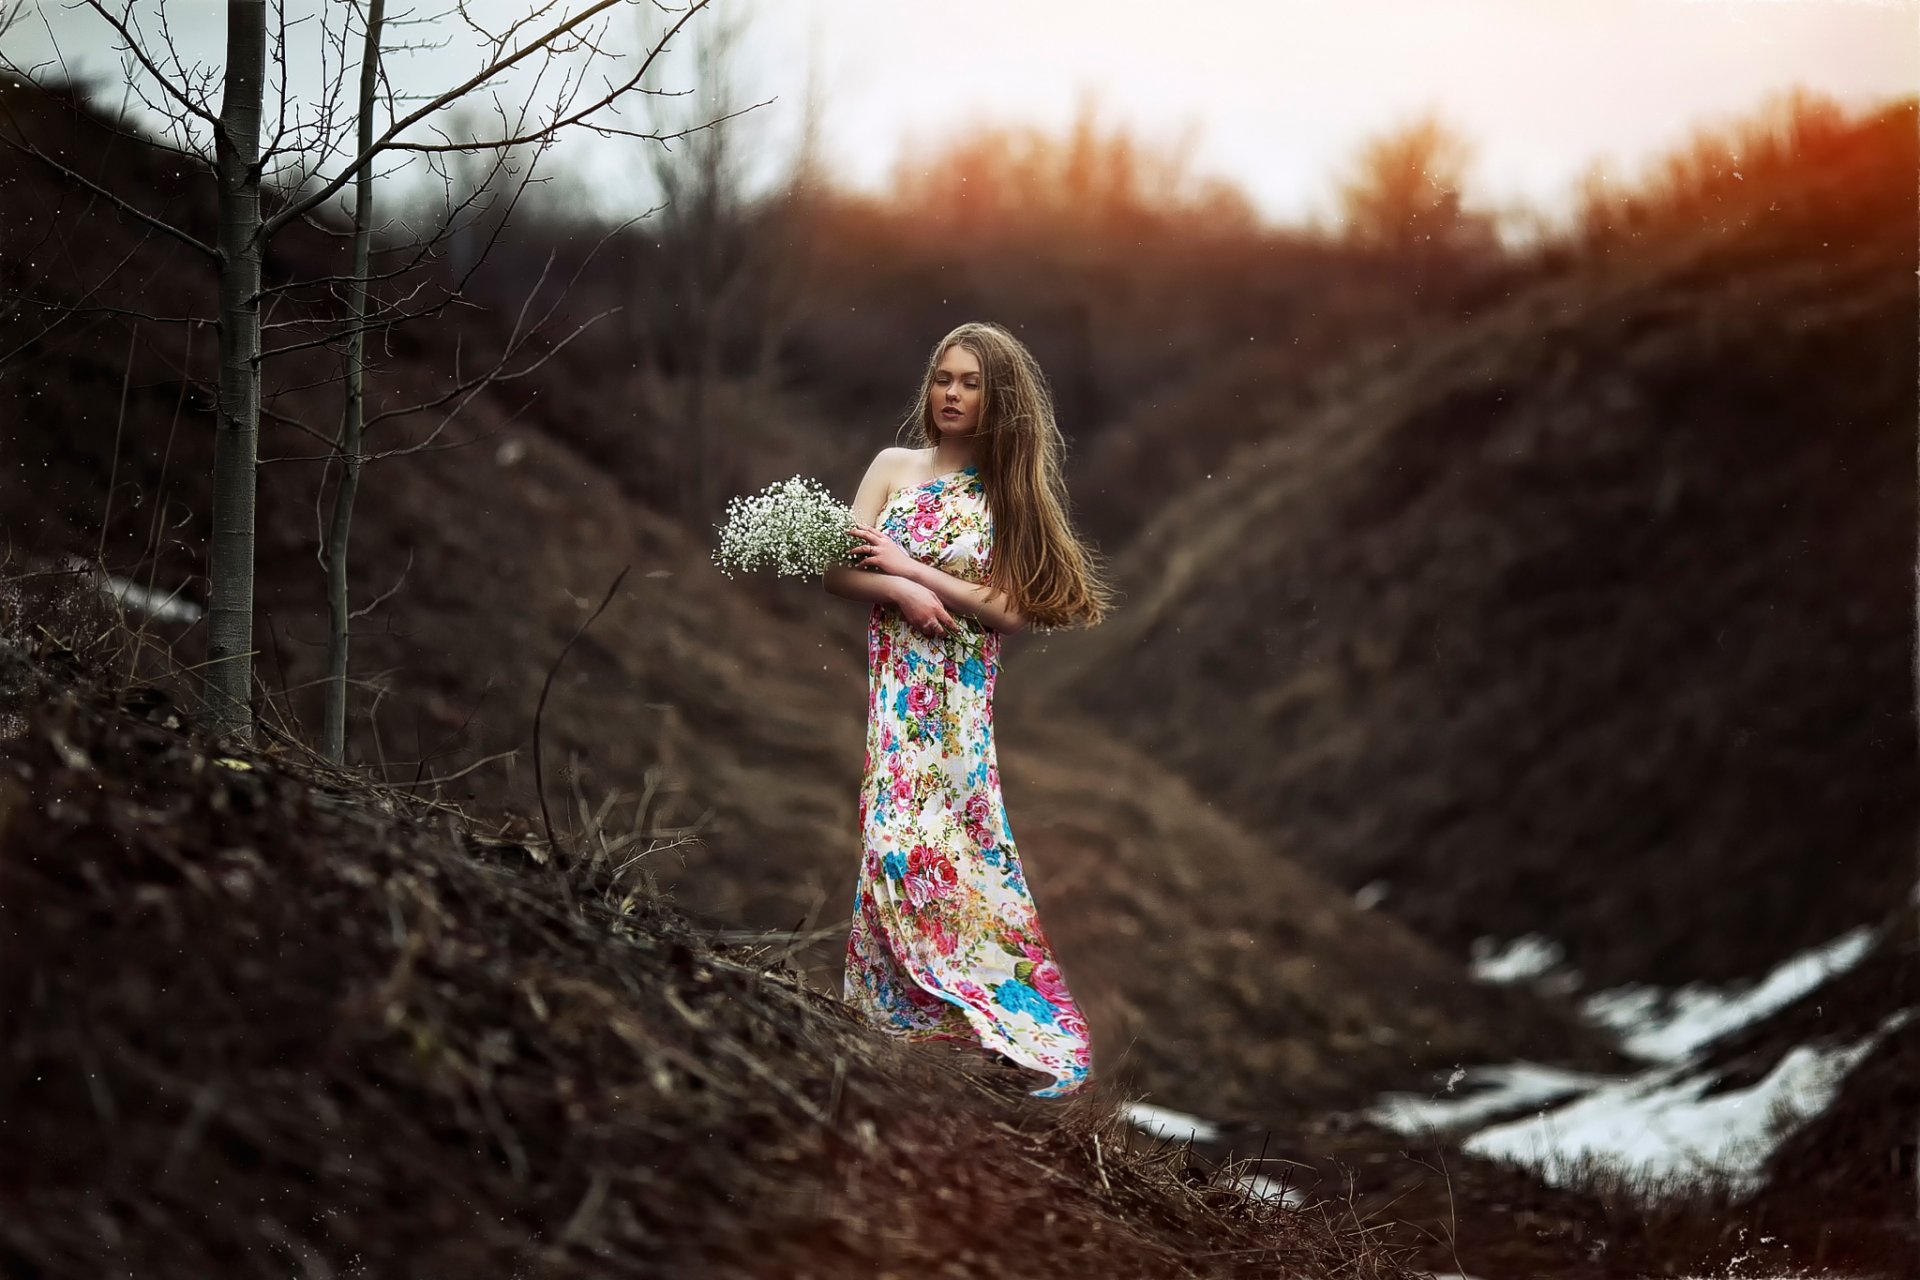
[995, 978, 1057, 1026]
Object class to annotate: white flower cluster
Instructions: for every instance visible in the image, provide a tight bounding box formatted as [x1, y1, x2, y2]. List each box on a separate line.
[711, 475, 861, 579]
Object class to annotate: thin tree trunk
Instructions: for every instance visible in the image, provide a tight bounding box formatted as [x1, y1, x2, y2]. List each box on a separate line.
[207, 0, 266, 741]
[687, 344, 708, 519]
[324, 0, 384, 763]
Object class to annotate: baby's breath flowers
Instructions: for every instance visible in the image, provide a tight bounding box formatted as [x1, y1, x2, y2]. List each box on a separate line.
[711, 475, 862, 579]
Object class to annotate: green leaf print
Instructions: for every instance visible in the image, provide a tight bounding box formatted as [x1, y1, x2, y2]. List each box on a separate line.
[1014, 959, 1035, 983]
[949, 618, 987, 657]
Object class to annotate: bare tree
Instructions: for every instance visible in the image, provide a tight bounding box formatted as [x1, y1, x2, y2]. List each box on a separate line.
[1333, 108, 1497, 278]
[1, 0, 729, 744]
[320, 0, 384, 764]
[632, 0, 752, 521]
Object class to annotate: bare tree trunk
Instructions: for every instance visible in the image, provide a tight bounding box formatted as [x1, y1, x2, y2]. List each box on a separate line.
[207, 0, 266, 741]
[324, 0, 384, 763]
[8, 0, 732, 755]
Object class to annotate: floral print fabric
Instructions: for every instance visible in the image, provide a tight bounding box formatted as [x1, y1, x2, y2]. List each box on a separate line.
[842, 466, 1093, 1098]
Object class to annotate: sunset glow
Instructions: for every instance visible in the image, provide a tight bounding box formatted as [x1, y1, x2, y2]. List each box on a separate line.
[8, 0, 1915, 225]
[750, 0, 1918, 223]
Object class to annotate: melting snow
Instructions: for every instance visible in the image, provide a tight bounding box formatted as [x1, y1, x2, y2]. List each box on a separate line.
[1228, 1171, 1306, 1208]
[64, 557, 203, 625]
[1368, 1061, 1614, 1134]
[99, 573, 203, 624]
[1460, 1007, 1913, 1197]
[1370, 924, 1906, 1204]
[1580, 926, 1876, 1062]
[1121, 1105, 1307, 1208]
[1470, 933, 1577, 987]
[1121, 1102, 1220, 1144]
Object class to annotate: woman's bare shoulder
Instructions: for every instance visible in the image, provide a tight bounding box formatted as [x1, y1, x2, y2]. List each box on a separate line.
[873, 445, 930, 484]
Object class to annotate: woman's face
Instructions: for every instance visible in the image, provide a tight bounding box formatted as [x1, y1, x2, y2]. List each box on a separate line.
[929, 344, 983, 437]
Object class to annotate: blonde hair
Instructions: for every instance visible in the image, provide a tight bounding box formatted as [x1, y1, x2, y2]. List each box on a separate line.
[901, 322, 1115, 631]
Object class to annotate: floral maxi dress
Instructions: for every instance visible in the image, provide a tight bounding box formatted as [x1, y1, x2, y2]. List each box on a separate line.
[842, 465, 1093, 1098]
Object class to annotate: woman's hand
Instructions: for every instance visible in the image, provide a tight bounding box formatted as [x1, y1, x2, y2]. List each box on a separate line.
[891, 579, 957, 640]
[848, 524, 920, 581]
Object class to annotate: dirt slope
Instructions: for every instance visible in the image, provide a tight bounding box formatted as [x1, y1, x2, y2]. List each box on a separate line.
[0, 653, 1455, 1280]
[1023, 101, 1918, 994]
[0, 75, 1619, 1138]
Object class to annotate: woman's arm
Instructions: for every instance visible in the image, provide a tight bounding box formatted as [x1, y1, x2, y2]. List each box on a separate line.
[893, 560, 1026, 633]
[826, 447, 1022, 632]
[825, 447, 914, 609]
[824, 562, 908, 608]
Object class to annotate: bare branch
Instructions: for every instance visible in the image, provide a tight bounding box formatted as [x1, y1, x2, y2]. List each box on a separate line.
[0, 131, 217, 261]
[384, 97, 770, 153]
[348, 548, 412, 621]
[0, 0, 29, 43]
[265, 0, 716, 237]
[76, 0, 220, 130]
[258, 129, 561, 365]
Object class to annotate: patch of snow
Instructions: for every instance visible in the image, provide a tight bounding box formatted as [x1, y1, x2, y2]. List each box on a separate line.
[1470, 933, 1564, 984]
[1367, 921, 1906, 1209]
[1581, 926, 1877, 1062]
[1368, 1061, 1620, 1135]
[65, 557, 203, 625]
[100, 573, 203, 624]
[1121, 1102, 1220, 1145]
[1352, 879, 1389, 911]
[1462, 1007, 1914, 1199]
[1228, 1171, 1306, 1208]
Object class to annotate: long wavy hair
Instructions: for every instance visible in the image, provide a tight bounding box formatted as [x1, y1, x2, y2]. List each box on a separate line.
[900, 322, 1115, 631]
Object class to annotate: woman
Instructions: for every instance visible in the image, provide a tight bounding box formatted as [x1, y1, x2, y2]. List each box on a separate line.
[823, 321, 1114, 1098]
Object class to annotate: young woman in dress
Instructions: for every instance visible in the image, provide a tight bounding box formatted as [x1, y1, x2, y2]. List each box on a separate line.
[822, 321, 1114, 1097]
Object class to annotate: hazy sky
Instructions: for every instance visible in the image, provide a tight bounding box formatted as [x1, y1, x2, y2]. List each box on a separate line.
[8, 0, 1916, 228]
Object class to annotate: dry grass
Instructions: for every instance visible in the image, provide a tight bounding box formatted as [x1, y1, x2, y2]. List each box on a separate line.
[0, 589, 1437, 1280]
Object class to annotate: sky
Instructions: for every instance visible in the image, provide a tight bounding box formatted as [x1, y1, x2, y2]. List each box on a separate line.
[6, 0, 1916, 230]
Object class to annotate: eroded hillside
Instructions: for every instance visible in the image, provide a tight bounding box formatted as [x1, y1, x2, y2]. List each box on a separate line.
[1024, 102, 1917, 994]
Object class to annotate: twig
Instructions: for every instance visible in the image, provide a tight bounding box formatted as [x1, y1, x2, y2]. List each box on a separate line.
[532, 565, 628, 900]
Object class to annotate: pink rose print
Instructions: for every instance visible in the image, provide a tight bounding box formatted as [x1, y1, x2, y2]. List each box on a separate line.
[906, 682, 939, 716]
[1055, 1008, 1089, 1041]
[905, 843, 957, 908]
[1030, 961, 1072, 1007]
[909, 510, 941, 540]
[964, 794, 994, 846]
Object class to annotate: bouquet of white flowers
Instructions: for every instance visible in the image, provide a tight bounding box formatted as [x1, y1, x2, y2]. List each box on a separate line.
[711, 475, 862, 580]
